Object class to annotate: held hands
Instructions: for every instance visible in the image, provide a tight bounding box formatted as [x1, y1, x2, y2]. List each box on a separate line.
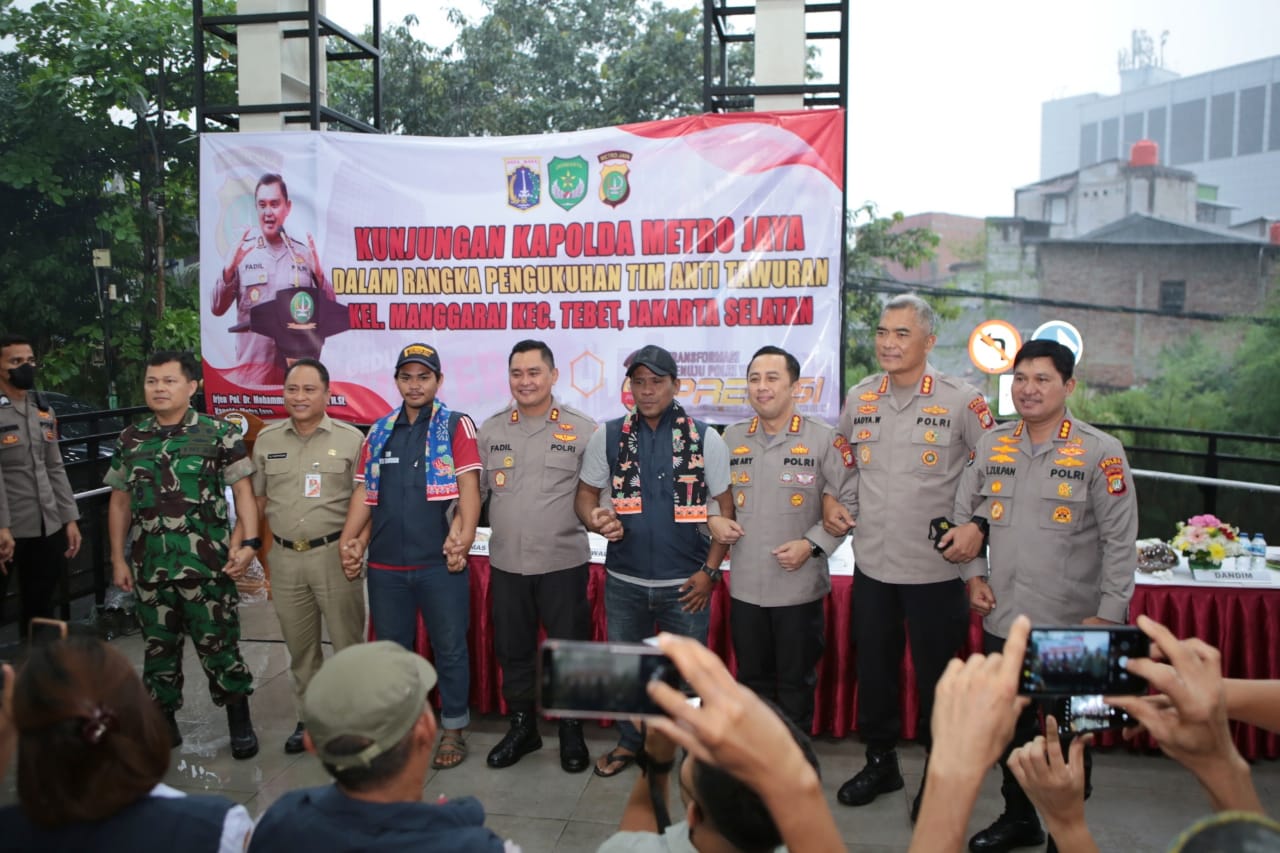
[589, 506, 624, 542]
[443, 517, 474, 573]
[222, 545, 257, 580]
[966, 576, 996, 615]
[821, 497, 856, 537]
[707, 515, 744, 546]
[340, 538, 366, 580]
[772, 539, 811, 572]
[678, 570, 713, 613]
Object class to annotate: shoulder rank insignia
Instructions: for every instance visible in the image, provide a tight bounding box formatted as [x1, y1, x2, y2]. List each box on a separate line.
[509, 410, 520, 423]
[746, 417, 759, 435]
[877, 376, 890, 394]
[788, 414, 802, 433]
[1057, 419, 1073, 440]
[549, 408, 560, 422]
[919, 375, 934, 395]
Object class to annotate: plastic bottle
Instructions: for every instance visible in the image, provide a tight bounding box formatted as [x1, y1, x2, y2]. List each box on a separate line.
[1237, 533, 1250, 571]
[1253, 532, 1268, 572]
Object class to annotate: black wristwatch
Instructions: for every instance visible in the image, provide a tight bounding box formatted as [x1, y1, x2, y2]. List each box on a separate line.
[240, 537, 262, 550]
[971, 517, 991, 536]
[700, 563, 722, 584]
[805, 538, 823, 558]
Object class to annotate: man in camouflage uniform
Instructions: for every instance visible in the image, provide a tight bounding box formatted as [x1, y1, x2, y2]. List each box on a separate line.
[106, 350, 262, 759]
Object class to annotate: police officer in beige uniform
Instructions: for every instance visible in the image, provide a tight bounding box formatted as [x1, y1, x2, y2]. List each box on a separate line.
[0, 334, 81, 633]
[944, 338, 1138, 853]
[825, 294, 994, 817]
[479, 340, 596, 773]
[251, 358, 366, 754]
[709, 346, 855, 731]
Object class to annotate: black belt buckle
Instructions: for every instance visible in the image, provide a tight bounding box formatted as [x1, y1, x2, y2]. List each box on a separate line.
[929, 516, 954, 551]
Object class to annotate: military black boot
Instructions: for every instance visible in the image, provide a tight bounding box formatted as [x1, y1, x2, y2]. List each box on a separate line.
[226, 696, 259, 760]
[837, 746, 904, 806]
[487, 711, 542, 768]
[968, 774, 1044, 852]
[559, 719, 589, 773]
[163, 709, 182, 749]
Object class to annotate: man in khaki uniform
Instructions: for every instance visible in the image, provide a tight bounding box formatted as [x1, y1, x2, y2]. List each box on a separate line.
[945, 338, 1138, 852]
[252, 358, 366, 754]
[825, 294, 993, 816]
[479, 340, 596, 773]
[709, 346, 855, 731]
[0, 334, 81, 633]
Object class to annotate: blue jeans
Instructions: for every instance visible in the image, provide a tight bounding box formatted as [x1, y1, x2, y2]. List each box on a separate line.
[605, 573, 710, 751]
[367, 565, 471, 729]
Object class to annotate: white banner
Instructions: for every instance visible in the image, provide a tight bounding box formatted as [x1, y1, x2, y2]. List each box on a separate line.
[199, 111, 845, 425]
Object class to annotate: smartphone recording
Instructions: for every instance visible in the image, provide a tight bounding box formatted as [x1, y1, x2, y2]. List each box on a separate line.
[28, 617, 68, 646]
[1020, 626, 1149, 696]
[1056, 694, 1134, 735]
[538, 639, 681, 720]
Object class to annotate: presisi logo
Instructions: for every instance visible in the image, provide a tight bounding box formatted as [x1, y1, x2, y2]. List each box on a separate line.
[673, 376, 827, 407]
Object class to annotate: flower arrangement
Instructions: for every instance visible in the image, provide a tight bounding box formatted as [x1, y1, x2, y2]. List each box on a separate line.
[1170, 514, 1242, 569]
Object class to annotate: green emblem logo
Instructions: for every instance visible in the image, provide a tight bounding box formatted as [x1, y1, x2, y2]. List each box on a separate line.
[548, 156, 589, 211]
[289, 290, 316, 324]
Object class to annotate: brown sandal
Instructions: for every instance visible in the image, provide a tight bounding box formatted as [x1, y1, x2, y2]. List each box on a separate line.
[432, 731, 468, 770]
[592, 746, 636, 778]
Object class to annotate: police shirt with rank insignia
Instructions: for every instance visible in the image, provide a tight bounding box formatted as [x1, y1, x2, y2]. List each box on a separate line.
[0, 393, 79, 539]
[251, 414, 365, 544]
[720, 414, 857, 608]
[104, 408, 256, 582]
[836, 366, 992, 585]
[478, 398, 597, 575]
[953, 411, 1139, 638]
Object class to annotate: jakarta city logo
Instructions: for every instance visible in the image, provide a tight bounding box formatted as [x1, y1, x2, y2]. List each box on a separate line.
[505, 157, 542, 211]
[548, 156, 589, 211]
[289, 290, 316, 324]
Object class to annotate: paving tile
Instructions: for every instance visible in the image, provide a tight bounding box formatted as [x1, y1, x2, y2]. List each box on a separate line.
[483, 813, 565, 853]
[557, 819, 622, 852]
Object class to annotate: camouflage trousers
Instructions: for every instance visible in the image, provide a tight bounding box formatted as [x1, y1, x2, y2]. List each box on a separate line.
[134, 573, 254, 711]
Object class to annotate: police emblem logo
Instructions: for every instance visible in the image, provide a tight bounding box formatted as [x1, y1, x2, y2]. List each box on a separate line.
[495, 471, 507, 488]
[1105, 465, 1127, 496]
[553, 433, 577, 441]
[1052, 505, 1073, 524]
[859, 392, 881, 402]
[1098, 456, 1124, 470]
[858, 405, 878, 414]
[968, 397, 995, 429]
[857, 429, 872, 441]
[921, 449, 939, 467]
[989, 453, 1016, 463]
[289, 290, 316, 324]
[796, 473, 815, 485]
[924, 429, 939, 444]
[921, 405, 948, 415]
[503, 455, 514, 468]
[1058, 446, 1086, 456]
[1054, 458, 1084, 467]
[732, 445, 751, 455]
[548, 156, 589, 211]
[990, 500, 1005, 521]
[736, 491, 746, 507]
[789, 493, 804, 507]
[859, 445, 871, 464]
[780, 471, 794, 483]
[1057, 482, 1073, 498]
[248, 286, 262, 303]
[991, 480, 1003, 493]
[3, 433, 19, 445]
[504, 157, 542, 211]
[597, 150, 633, 208]
[789, 444, 809, 455]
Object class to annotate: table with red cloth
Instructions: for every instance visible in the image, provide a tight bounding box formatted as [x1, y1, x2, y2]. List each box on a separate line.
[394, 559, 1280, 761]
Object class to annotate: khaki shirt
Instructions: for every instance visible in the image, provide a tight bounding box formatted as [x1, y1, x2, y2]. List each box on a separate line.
[836, 366, 993, 584]
[0, 393, 79, 537]
[721, 414, 856, 607]
[479, 398, 596, 575]
[251, 414, 364, 542]
[953, 412, 1139, 637]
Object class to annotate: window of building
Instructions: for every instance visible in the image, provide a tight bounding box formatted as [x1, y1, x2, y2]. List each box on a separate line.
[1080, 122, 1099, 166]
[1238, 86, 1265, 155]
[1159, 280, 1186, 314]
[1123, 112, 1145, 153]
[1209, 92, 1235, 159]
[1101, 117, 1119, 160]
[1170, 98, 1206, 165]
[1045, 195, 1067, 224]
[1147, 106, 1167, 156]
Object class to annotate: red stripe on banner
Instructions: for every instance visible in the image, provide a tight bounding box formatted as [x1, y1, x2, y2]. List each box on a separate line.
[205, 364, 391, 424]
[619, 109, 845, 190]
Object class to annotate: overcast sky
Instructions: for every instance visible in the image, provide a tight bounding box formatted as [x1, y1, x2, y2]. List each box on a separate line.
[326, 0, 1280, 219]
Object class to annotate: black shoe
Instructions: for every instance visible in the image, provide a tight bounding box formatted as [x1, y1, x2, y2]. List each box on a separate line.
[164, 710, 182, 749]
[226, 696, 259, 761]
[837, 748, 904, 806]
[284, 721, 306, 754]
[910, 781, 924, 823]
[558, 719, 589, 773]
[968, 812, 1045, 852]
[486, 712, 542, 768]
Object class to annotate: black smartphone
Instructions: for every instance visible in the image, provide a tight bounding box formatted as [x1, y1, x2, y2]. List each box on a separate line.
[28, 617, 68, 645]
[538, 639, 681, 719]
[1055, 694, 1134, 735]
[1019, 626, 1149, 696]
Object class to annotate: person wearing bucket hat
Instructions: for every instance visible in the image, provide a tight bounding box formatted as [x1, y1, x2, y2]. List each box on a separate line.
[248, 642, 514, 852]
[575, 344, 733, 778]
[339, 342, 482, 771]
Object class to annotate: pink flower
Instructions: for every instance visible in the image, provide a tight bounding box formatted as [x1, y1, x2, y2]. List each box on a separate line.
[1187, 514, 1221, 528]
[1185, 529, 1209, 546]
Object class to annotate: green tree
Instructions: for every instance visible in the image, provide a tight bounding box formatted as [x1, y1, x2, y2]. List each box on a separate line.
[841, 203, 942, 387]
[0, 0, 224, 405]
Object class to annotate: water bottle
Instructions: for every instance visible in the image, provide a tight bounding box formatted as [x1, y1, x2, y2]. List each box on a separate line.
[1253, 532, 1269, 572]
[1237, 533, 1251, 571]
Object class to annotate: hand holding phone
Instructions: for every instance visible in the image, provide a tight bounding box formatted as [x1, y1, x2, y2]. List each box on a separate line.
[28, 618, 68, 646]
[538, 639, 681, 719]
[1019, 626, 1149, 697]
[1055, 695, 1134, 735]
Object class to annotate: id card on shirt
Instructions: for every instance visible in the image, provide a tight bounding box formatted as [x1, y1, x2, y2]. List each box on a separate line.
[304, 473, 321, 498]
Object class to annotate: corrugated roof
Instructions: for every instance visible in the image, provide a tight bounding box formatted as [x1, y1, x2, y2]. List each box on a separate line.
[1055, 213, 1271, 246]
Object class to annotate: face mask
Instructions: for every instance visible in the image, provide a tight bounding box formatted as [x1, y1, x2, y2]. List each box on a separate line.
[7, 363, 36, 390]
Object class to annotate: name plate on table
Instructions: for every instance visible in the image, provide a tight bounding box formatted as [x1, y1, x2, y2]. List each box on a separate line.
[1138, 554, 1280, 587]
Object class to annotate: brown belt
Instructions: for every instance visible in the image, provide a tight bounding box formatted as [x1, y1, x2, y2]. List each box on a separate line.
[272, 531, 343, 552]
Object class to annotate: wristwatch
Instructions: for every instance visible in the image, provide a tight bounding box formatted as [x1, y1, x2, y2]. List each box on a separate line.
[805, 538, 823, 558]
[240, 537, 262, 550]
[700, 563, 722, 584]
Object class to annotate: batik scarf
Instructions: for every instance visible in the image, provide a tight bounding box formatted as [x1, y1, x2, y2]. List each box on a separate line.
[361, 400, 458, 505]
[611, 401, 707, 523]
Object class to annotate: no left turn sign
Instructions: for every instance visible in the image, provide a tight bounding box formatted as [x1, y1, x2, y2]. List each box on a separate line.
[968, 320, 1022, 374]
